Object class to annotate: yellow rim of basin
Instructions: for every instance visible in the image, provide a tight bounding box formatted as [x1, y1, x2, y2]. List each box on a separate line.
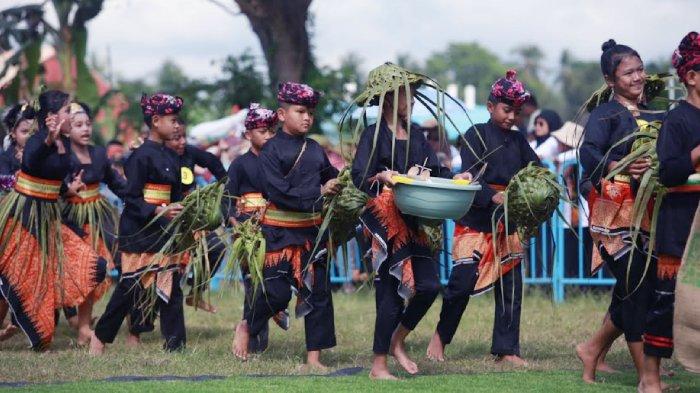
[392, 175, 472, 186]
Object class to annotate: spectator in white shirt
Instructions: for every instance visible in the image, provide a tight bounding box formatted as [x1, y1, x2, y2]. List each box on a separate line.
[530, 109, 563, 161]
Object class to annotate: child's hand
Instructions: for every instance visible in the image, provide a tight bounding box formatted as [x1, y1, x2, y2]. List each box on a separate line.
[157, 203, 184, 220]
[129, 137, 144, 150]
[627, 157, 651, 177]
[14, 147, 23, 163]
[691, 144, 700, 170]
[453, 171, 473, 181]
[375, 170, 398, 187]
[45, 114, 65, 146]
[321, 178, 342, 196]
[66, 170, 86, 197]
[492, 191, 505, 205]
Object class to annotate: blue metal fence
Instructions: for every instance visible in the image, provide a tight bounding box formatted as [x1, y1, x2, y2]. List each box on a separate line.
[207, 159, 615, 302]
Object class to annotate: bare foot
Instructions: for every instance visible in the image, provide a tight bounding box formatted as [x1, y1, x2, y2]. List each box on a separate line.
[272, 309, 289, 330]
[125, 333, 141, 348]
[660, 382, 680, 392]
[576, 343, 598, 383]
[389, 332, 418, 375]
[638, 381, 663, 393]
[426, 331, 445, 362]
[495, 354, 529, 367]
[67, 315, 79, 330]
[299, 362, 329, 374]
[596, 361, 619, 373]
[369, 369, 399, 380]
[660, 366, 675, 378]
[77, 327, 93, 347]
[232, 321, 250, 361]
[0, 324, 18, 341]
[369, 355, 399, 380]
[88, 333, 105, 356]
[185, 296, 217, 313]
[304, 350, 329, 373]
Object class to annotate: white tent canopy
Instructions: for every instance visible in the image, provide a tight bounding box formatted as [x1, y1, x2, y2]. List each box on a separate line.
[188, 109, 248, 143]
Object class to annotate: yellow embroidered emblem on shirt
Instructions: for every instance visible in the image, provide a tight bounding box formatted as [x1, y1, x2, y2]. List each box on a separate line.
[181, 167, 194, 185]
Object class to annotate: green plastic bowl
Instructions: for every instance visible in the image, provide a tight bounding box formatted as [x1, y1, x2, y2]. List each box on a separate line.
[392, 177, 482, 220]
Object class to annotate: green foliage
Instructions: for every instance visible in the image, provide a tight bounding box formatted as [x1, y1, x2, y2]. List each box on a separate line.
[0, 1, 103, 107]
[0, 4, 46, 103]
[306, 53, 365, 134]
[558, 50, 601, 119]
[511, 45, 544, 77]
[213, 49, 268, 110]
[424, 42, 506, 103]
[73, 26, 99, 106]
[503, 163, 567, 240]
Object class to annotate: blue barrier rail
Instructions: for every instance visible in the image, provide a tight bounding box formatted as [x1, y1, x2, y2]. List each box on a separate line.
[207, 159, 615, 302]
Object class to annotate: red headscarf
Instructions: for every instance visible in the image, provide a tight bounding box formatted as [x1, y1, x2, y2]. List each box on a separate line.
[244, 103, 278, 130]
[140, 93, 184, 117]
[489, 69, 530, 107]
[277, 82, 321, 108]
[672, 31, 700, 83]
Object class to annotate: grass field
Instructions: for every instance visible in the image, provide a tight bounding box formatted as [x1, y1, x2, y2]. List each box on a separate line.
[0, 285, 697, 392]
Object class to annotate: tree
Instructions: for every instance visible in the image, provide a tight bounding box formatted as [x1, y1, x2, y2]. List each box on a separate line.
[0, 4, 44, 103]
[306, 52, 364, 134]
[424, 42, 506, 103]
[212, 49, 268, 111]
[395, 53, 421, 72]
[509, 44, 562, 115]
[511, 44, 545, 81]
[234, 0, 313, 91]
[558, 49, 601, 118]
[0, 1, 104, 106]
[154, 60, 222, 125]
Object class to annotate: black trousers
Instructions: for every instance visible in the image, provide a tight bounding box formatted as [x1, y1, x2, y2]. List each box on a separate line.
[436, 262, 522, 356]
[245, 253, 335, 352]
[491, 263, 523, 356]
[436, 261, 480, 345]
[130, 233, 226, 335]
[604, 247, 653, 343]
[185, 232, 226, 292]
[242, 272, 270, 353]
[643, 261, 676, 358]
[373, 255, 440, 354]
[94, 272, 186, 351]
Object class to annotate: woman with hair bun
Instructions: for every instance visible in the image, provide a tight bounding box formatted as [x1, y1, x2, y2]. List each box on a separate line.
[576, 40, 664, 384]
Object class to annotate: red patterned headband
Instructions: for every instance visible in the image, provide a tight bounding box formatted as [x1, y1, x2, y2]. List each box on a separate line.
[245, 103, 278, 130]
[140, 93, 184, 117]
[489, 69, 531, 107]
[672, 31, 700, 83]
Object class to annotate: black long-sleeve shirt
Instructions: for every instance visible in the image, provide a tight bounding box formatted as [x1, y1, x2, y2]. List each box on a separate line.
[118, 140, 182, 253]
[656, 100, 700, 258]
[226, 150, 264, 220]
[457, 120, 540, 232]
[0, 145, 21, 176]
[351, 120, 451, 196]
[260, 129, 338, 250]
[68, 145, 127, 198]
[180, 144, 226, 194]
[580, 101, 663, 187]
[22, 129, 72, 181]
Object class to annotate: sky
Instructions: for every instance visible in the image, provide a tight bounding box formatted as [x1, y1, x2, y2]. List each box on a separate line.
[3, 0, 698, 83]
